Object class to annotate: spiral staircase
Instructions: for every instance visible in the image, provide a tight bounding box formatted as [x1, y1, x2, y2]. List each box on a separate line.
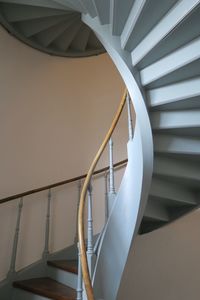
[0, 0, 200, 299]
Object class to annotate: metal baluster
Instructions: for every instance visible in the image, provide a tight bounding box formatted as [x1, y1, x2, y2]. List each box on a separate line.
[76, 242, 83, 300]
[104, 171, 109, 223]
[8, 197, 23, 278]
[75, 180, 82, 244]
[87, 181, 93, 276]
[108, 138, 116, 217]
[109, 138, 115, 195]
[43, 189, 51, 261]
[126, 93, 134, 140]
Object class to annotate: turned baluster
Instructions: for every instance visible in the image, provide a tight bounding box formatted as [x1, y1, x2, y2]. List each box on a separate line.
[104, 171, 109, 223]
[75, 180, 82, 244]
[126, 93, 134, 140]
[76, 242, 83, 300]
[43, 189, 51, 261]
[87, 181, 93, 276]
[8, 197, 23, 277]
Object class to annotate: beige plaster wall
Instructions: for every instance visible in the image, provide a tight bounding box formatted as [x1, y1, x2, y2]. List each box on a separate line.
[118, 208, 200, 300]
[0, 26, 126, 199]
[0, 26, 127, 280]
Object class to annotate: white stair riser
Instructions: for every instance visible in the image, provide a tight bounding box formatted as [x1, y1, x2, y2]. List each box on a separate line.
[144, 200, 169, 222]
[47, 266, 77, 289]
[154, 156, 200, 182]
[150, 177, 196, 205]
[13, 289, 49, 300]
[151, 110, 200, 129]
[154, 134, 200, 155]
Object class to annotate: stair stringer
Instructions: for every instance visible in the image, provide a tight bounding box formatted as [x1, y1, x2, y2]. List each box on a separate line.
[82, 16, 153, 300]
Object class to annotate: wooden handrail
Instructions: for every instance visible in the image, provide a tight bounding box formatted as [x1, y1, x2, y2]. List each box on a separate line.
[78, 89, 127, 300]
[0, 159, 127, 205]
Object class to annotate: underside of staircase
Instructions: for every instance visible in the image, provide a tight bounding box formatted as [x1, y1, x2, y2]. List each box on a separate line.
[0, 0, 200, 300]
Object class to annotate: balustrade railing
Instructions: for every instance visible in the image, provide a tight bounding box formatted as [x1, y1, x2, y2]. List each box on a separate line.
[0, 156, 127, 291]
[0, 89, 134, 300]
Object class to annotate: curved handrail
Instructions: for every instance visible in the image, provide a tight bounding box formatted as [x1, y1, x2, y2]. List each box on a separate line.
[0, 159, 127, 205]
[78, 89, 127, 300]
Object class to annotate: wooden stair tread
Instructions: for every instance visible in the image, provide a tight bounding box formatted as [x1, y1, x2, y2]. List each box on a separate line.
[13, 277, 76, 300]
[47, 259, 78, 274]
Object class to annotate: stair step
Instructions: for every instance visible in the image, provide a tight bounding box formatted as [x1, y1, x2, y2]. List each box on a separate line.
[144, 197, 170, 222]
[47, 260, 78, 274]
[150, 176, 197, 206]
[140, 36, 200, 86]
[0, 0, 70, 10]
[148, 77, 200, 109]
[151, 109, 200, 133]
[34, 14, 79, 47]
[0, 4, 69, 22]
[137, 5, 200, 70]
[140, 218, 167, 234]
[91, 0, 110, 24]
[16, 14, 69, 37]
[154, 134, 200, 156]
[70, 23, 90, 51]
[121, 0, 147, 48]
[13, 277, 76, 300]
[154, 155, 200, 187]
[149, 97, 200, 112]
[53, 0, 84, 12]
[122, 0, 178, 51]
[131, 0, 200, 66]
[53, 20, 82, 51]
[80, 0, 97, 17]
[111, 0, 135, 36]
